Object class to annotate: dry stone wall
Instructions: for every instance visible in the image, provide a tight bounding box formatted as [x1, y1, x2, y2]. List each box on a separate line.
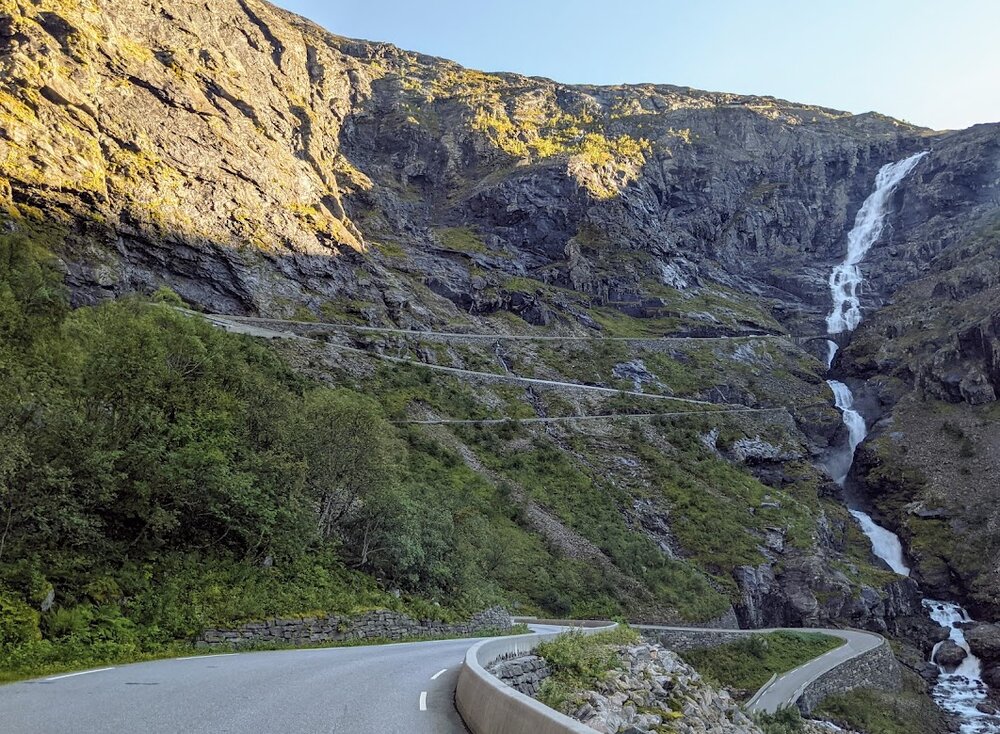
[638, 627, 902, 714]
[796, 638, 902, 713]
[196, 606, 511, 648]
[638, 627, 751, 651]
[487, 654, 551, 697]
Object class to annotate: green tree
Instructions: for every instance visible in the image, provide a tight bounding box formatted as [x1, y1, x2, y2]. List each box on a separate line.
[297, 389, 401, 564]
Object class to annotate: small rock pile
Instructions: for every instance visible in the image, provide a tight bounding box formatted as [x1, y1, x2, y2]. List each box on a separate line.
[565, 643, 760, 734]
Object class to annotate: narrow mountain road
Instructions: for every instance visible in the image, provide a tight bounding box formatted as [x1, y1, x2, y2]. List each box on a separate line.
[749, 628, 881, 713]
[0, 625, 568, 734]
[639, 625, 884, 714]
[196, 310, 797, 414]
[0, 623, 884, 732]
[0, 637, 476, 734]
[210, 313, 790, 343]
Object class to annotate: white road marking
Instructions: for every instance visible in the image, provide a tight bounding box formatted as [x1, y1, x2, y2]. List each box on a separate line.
[431, 668, 447, 680]
[45, 667, 115, 681]
[176, 653, 238, 660]
[419, 691, 428, 711]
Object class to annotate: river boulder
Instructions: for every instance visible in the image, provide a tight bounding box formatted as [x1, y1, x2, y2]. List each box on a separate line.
[933, 640, 968, 669]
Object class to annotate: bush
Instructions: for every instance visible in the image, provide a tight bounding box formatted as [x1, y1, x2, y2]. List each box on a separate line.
[755, 707, 805, 734]
[0, 593, 41, 647]
[536, 626, 639, 708]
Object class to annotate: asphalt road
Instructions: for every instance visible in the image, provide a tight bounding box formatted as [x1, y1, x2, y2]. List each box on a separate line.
[748, 628, 882, 713]
[197, 310, 791, 414]
[1, 638, 475, 733]
[639, 625, 884, 714]
[0, 623, 881, 732]
[0, 625, 568, 734]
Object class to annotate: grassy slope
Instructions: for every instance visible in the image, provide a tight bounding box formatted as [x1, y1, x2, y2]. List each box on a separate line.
[0, 213, 895, 681]
[814, 670, 947, 734]
[679, 632, 843, 698]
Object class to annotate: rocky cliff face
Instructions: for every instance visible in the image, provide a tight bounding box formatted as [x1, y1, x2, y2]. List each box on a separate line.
[2, 0, 998, 630]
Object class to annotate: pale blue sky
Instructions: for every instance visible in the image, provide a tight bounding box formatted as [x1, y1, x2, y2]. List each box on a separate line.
[274, 1, 999, 130]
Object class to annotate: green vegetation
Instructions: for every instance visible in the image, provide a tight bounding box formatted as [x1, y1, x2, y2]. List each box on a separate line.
[680, 632, 843, 697]
[465, 426, 731, 621]
[0, 227, 614, 679]
[814, 672, 947, 734]
[632, 423, 818, 582]
[435, 226, 487, 253]
[754, 707, 808, 734]
[536, 625, 640, 709]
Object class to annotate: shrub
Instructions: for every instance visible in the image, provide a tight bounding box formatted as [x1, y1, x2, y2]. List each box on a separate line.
[0, 593, 41, 648]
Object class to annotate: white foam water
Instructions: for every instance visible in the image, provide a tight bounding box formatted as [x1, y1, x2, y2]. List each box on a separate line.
[825, 339, 839, 371]
[924, 599, 1000, 733]
[826, 152, 928, 335]
[818, 152, 1000, 731]
[847, 509, 910, 576]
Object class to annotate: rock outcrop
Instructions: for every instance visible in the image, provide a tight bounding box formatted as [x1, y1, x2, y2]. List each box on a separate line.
[560, 643, 761, 734]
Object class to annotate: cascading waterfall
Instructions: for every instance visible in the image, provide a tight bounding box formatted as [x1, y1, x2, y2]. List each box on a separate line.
[826, 153, 927, 335]
[823, 152, 1000, 733]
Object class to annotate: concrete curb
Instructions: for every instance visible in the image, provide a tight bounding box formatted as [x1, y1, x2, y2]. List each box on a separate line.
[455, 620, 616, 734]
[457, 621, 894, 731]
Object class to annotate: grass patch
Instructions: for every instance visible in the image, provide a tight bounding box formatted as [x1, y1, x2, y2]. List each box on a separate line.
[681, 631, 844, 698]
[536, 625, 640, 709]
[814, 671, 947, 734]
[435, 226, 487, 253]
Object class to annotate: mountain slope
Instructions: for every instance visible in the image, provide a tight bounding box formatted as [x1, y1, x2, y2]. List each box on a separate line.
[1, 0, 999, 702]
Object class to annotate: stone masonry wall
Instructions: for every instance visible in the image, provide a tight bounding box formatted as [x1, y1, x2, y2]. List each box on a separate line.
[638, 627, 752, 651]
[640, 628, 903, 714]
[196, 606, 511, 648]
[796, 639, 902, 714]
[487, 654, 551, 697]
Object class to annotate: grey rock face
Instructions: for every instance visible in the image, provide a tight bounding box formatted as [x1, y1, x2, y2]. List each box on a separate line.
[966, 623, 1000, 663]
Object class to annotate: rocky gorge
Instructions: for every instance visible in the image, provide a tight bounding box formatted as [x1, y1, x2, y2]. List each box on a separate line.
[1, 0, 998, 728]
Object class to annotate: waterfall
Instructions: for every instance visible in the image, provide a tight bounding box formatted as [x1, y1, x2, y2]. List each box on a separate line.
[826, 152, 927, 335]
[821, 152, 1000, 732]
[924, 600, 999, 732]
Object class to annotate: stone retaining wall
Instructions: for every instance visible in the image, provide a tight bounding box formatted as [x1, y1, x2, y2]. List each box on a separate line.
[638, 627, 751, 651]
[488, 654, 551, 697]
[796, 639, 902, 713]
[639, 627, 902, 714]
[196, 606, 511, 648]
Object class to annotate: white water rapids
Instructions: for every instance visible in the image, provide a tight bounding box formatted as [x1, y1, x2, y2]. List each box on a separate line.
[823, 153, 1000, 732]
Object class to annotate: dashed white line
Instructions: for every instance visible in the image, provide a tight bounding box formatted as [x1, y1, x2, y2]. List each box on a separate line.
[45, 667, 115, 681]
[419, 691, 428, 711]
[175, 653, 238, 660]
[431, 668, 447, 680]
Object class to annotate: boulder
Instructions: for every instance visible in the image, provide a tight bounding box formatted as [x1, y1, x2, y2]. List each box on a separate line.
[933, 640, 968, 669]
[965, 623, 1000, 663]
[982, 664, 1000, 689]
